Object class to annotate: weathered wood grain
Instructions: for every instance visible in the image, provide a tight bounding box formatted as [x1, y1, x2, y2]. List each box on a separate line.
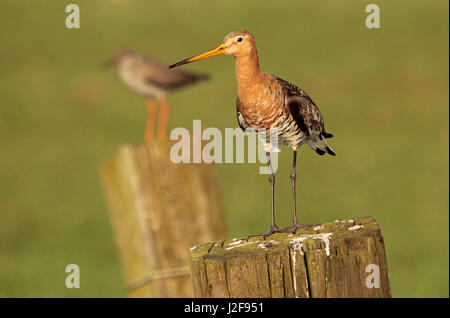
[190, 216, 391, 298]
[100, 141, 227, 297]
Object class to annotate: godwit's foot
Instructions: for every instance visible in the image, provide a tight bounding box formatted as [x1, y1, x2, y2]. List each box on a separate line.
[243, 225, 293, 241]
[281, 222, 320, 234]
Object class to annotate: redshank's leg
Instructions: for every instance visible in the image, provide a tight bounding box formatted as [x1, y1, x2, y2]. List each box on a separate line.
[246, 152, 281, 240]
[157, 96, 170, 140]
[145, 99, 157, 143]
[282, 150, 318, 233]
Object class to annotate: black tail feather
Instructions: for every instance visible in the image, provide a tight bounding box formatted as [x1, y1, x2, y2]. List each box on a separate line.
[326, 147, 336, 156]
[321, 132, 334, 139]
[315, 148, 326, 156]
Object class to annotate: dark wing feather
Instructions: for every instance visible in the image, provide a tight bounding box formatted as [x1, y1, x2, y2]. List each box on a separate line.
[276, 77, 331, 137]
[236, 96, 250, 131]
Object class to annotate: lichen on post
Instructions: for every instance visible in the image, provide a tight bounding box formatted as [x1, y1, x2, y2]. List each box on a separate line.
[190, 216, 391, 298]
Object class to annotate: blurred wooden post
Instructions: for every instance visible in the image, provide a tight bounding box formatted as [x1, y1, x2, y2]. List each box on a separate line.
[100, 141, 227, 297]
[190, 216, 391, 298]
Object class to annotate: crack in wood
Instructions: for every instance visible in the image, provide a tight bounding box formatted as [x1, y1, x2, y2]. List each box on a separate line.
[303, 252, 312, 298]
[224, 256, 231, 297]
[264, 252, 272, 298]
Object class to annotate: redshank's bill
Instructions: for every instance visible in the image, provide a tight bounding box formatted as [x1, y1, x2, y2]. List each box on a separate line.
[170, 30, 335, 238]
[105, 50, 209, 143]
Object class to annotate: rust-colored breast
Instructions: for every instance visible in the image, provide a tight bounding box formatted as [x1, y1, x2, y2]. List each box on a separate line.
[237, 73, 288, 130]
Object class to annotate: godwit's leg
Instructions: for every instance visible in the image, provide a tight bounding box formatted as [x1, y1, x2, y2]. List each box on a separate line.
[145, 99, 157, 144]
[268, 152, 278, 233]
[246, 152, 281, 240]
[290, 150, 301, 229]
[282, 150, 318, 233]
[157, 96, 170, 140]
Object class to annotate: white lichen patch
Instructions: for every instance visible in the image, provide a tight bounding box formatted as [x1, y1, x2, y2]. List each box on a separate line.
[291, 241, 305, 256]
[348, 225, 364, 231]
[189, 246, 198, 251]
[291, 242, 303, 297]
[290, 241, 313, 298]
[227, 240, 244, 246]
[334, 220, 346, 223]
[313, 225, 324, 231]
[224, 241, 256, 250]
[347, 219, 354, 223]
[290, 233, 333, 295]
[290, 233, 333, 257]
[257, 240, 279, 249]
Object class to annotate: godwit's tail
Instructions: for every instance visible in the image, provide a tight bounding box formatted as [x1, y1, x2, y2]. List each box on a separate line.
[307, 132, 336, 156]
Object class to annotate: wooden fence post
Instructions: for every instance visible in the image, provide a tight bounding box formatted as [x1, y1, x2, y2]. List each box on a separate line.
[100, 141, 227, 297]
[190, 216, 391, 298]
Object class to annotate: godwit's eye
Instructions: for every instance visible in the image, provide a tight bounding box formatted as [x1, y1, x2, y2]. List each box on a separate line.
[237, 37, 243, 43]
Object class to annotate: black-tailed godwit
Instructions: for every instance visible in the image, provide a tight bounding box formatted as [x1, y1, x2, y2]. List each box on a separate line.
[170, 30, 335, 238]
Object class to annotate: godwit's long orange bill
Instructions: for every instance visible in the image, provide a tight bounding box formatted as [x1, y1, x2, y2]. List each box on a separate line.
[169, 44, 225, 69]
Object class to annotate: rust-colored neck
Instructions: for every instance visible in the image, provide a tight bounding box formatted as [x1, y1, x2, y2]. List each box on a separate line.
[235, 48, 262, 90]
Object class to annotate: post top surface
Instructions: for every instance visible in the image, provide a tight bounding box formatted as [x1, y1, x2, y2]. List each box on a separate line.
[190, 216, 380, 259]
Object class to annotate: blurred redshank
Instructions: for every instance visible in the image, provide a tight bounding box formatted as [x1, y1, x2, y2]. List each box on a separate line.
[105, 50, 209, 143]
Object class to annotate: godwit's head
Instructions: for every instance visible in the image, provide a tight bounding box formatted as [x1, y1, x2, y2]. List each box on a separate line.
[222, 29, 257, 57]
[169, 29, 257, 68]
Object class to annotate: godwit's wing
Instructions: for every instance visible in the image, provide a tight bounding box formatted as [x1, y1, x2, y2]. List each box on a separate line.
[275, 77, 335, 155]
[276, 77, 333, 139]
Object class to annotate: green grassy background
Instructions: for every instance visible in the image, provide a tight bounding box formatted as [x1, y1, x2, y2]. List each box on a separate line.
[0, 0, 448, 297]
